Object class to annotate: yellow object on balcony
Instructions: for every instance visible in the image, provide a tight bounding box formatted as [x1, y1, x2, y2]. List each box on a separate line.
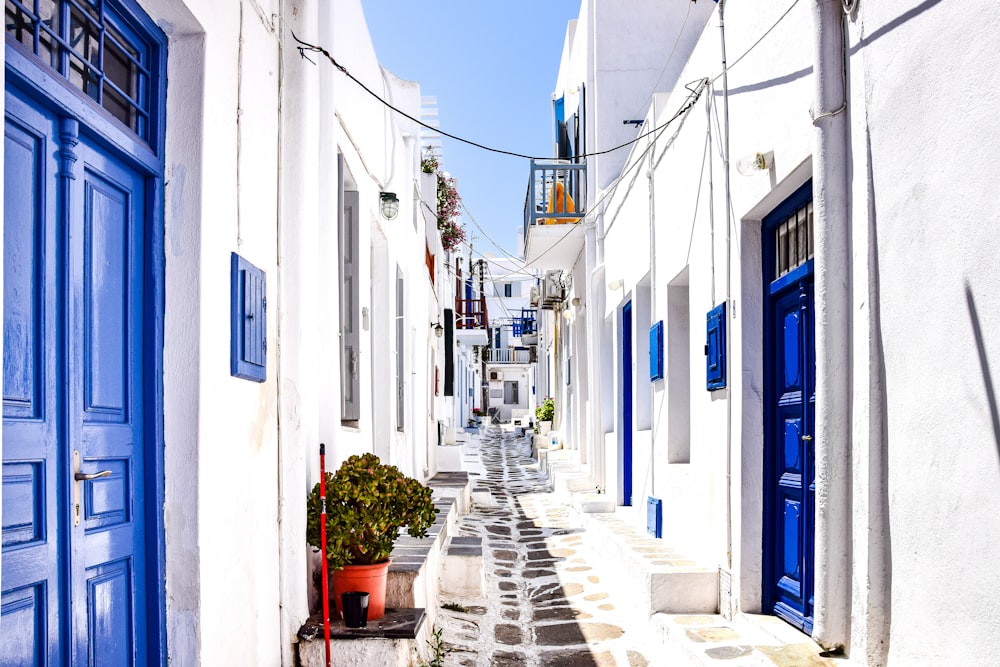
[542, 181, 580, 224]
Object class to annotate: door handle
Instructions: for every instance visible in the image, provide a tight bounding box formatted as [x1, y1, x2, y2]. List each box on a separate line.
[75, 470, 112, 481]
[73, 449, 111, 526]
[801, 435, 813, 441]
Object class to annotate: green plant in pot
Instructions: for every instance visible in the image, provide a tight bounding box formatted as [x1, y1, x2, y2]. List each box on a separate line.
[535, 397, 555, 435]
[307, 453, 438, 620]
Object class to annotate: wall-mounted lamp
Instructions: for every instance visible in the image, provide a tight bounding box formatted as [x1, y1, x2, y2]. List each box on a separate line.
[736, 151, 774, 176]
[380, 191, 399, 220]
[432, 321, 444, 338]
[607, 278, 624, 291]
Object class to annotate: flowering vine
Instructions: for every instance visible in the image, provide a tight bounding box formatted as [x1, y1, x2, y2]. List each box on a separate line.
[435, 169, 466, 252]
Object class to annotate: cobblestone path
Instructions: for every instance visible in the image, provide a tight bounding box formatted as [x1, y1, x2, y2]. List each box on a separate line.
[434, 428, 672, 667]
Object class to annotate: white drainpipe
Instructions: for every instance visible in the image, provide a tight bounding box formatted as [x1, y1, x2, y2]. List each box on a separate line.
[811, 0, 851, 651]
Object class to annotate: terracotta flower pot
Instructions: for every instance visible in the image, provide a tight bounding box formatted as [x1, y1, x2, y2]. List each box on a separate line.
[330, 560, 391, 621]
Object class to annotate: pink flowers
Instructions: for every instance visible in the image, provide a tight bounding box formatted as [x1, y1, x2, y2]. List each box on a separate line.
[436, 172, 466, 252]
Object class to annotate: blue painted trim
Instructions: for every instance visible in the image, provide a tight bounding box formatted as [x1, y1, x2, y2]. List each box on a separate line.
[622, 300, 633, 506]
[646, 496, 663, 538]
[768, 259, 814, 296]
[649, 320, 664, 381]
[763, 181, 813, 232]
[706, 302, 726, 390]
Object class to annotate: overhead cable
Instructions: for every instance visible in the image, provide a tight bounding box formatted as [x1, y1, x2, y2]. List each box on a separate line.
[291, 32, 711, 162]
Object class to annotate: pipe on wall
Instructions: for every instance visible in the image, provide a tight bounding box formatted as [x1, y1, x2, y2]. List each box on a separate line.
[810, 0, 852, 651]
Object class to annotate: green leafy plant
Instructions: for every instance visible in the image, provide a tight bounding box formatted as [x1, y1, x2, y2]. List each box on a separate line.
[535, 397, 555, 423]
[306, 453, 438, 570]
[420, 148, 439, 175]
[418, 625, 453, 667]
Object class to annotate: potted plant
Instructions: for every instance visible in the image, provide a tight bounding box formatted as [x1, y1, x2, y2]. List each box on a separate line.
[306, 453, 438, 620]
[535, 397, 554, 435]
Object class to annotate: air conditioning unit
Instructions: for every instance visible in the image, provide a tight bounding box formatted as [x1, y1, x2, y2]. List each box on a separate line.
[540, 271, 564, 309]
[489, 371, 500, 381]
[529, 285, 540, 306]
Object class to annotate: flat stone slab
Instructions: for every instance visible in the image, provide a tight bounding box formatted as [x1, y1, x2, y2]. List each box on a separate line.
[297, 607, 425, 641]
[428, 471, 470, 487]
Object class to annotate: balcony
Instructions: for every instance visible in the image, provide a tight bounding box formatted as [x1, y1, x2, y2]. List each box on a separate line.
[522, 159, 587, 271]
[484, 347, 532, 364]
[454, 297, 489, 346]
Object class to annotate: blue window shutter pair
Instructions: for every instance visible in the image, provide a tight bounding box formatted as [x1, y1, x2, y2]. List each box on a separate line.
[649, 321, 664, 381]
[706, 303, 726, 391]
[231, 253, 267, 382]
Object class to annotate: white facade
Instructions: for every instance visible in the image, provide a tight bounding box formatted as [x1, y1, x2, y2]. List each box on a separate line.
[481, 255, 538, 423]
[544, 0, 1000, 664]
[0, 0, 458, 664]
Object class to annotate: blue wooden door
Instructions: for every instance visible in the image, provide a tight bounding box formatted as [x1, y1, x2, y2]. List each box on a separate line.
[621, 300, 633, 506]
[763, 184, 815, 633]
[3, 86, 150, 665]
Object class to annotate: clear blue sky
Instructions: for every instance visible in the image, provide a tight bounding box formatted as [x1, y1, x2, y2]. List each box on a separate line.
[359, 0, 581, 257]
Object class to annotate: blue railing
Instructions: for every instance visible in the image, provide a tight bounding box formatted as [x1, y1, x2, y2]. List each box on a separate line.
[512, 308, 537, 337]
[523, 159, 587, 240]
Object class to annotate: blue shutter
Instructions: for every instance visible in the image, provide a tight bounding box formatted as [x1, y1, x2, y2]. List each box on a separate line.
[231, 253, 267, 382]
[706, 302, 726, 390]
[647, 496, 663, 538]
[649, 320, 664, 381]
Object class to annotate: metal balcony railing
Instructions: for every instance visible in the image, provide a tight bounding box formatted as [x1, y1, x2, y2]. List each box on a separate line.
[485, 348, 532, 364]
[523, 159, 587, 240]
[512, 308, 537, 337]
[455, 298, 487, 330]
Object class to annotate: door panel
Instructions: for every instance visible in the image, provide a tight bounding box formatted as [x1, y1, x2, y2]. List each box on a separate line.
[621, 300, 633, 506]
[765, 270, 815, 632]
[71, 139, 147, 666]
[2, 90, 63, 667]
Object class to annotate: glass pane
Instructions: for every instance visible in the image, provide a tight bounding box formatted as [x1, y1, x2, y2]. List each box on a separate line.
[68, 5, 99, 63]
[797, 207, 808, 266]
[68, 53, 99, 101]
[777, 221, 788, 276]
[5, 1, 34, 49]
[807, 202, 814, 259]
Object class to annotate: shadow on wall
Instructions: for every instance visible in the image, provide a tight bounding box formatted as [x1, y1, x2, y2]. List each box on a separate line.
[964, 282, 1000, 462]
[726, 0, 947, 97]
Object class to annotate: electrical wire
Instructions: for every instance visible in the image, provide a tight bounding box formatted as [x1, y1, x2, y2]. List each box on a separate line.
[291, 32, 713, 163]
[599, 78, 707, 241]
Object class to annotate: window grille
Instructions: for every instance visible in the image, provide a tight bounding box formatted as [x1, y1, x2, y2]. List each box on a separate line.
[6, 0, 155, 142]
[775, 200, 813, 277]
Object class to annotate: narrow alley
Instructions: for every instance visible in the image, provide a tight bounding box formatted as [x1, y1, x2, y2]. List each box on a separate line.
[434, 428, 838, 667]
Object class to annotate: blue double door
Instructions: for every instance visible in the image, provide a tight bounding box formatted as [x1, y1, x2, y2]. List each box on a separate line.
[762, 184, 816, 633]
[3, 82, 155, 664]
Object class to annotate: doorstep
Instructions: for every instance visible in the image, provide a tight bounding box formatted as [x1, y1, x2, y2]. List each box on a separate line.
[296, 608, 429, 667]
[582, 511, 719, 614]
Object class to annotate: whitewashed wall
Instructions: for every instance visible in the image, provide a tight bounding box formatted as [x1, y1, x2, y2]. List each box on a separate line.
[848, 1, 1000, 663]
[120, 0, 443, 663]
[554, 0, 1000, 663]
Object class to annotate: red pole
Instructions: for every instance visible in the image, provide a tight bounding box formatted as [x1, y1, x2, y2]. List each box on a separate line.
[319, 443, 331, 667]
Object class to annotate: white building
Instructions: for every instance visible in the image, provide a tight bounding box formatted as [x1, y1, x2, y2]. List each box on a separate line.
[530, 0, 1000, 664]
[0, 0, 461, 664]
[481, 254, 538, 423]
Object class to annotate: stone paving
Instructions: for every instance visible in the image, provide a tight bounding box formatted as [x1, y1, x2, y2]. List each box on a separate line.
[432, 428, 692, 667]
[431, 427, 844, 667]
